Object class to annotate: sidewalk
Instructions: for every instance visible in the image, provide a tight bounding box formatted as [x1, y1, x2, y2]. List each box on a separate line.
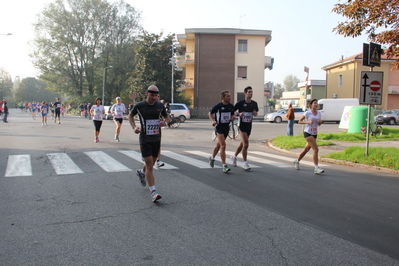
[267, 140, 399, 174]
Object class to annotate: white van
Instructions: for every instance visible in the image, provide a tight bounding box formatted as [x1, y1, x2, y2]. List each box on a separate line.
[317, 98, 359, 123]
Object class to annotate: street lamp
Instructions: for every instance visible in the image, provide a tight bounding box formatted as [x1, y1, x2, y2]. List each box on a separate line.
[102, 66, 113, 105]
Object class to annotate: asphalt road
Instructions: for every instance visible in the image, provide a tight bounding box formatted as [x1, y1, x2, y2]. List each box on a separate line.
[1, 109, 399, 265]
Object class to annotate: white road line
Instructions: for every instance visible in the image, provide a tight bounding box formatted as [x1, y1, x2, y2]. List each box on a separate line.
[225, 151, 286, 168]
[5, 155, 32, 177]
[84, 151, 131, 172]
[163, 151, 221, 169]
[249, 151, 328, 167]
[47, 153, 84, 175]
[118, 150, 178, 170]
[187, 151, 262, 168]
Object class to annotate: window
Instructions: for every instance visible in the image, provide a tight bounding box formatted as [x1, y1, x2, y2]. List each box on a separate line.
[237, 66, 247, 79]
[238, 40, 247, 52]
[338, 75, 343, 88]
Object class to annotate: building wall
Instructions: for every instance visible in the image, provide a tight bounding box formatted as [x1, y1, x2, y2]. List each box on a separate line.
[234, 35, 266, 116]
[325, 59, 399, 110]
[194, 34, 235, 108]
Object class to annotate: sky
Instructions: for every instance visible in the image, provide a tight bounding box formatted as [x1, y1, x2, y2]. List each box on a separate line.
[0, 0, 370, 85]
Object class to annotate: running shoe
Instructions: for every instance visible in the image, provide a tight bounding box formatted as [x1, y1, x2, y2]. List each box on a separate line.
[58, 121, 61, 124]
[294, 160, 300, 170]
[243, 162, 251, 171]
[156, 160, 165, 167]
[94, 137, 97, 143]
[42, 123, 44, 126]
[223, 165, 231, 173]
[209, 156, 215, 168]
[314, 167, 325, 174]
[115, 135, 119, 142]
[151, 190, 162, 202]
[230, 155, 237, 166]
[136, 169, 146, 186]
[96, 137, 99, 142]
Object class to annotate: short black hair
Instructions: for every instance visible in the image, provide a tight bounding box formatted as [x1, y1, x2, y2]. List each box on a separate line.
[244, 86, 252, 93]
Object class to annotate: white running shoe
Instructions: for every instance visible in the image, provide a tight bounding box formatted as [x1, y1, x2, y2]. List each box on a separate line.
[294, 160, 300, 170]
[243, 162, 251, 171]
[230, 155, 237, 166]
[314, 167, 325, 174]
[156, 160, 165, 167]
[151, 190, 162, 202]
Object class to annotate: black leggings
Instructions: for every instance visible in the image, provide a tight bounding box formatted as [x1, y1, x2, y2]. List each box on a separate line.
[93, 120, 103, 132]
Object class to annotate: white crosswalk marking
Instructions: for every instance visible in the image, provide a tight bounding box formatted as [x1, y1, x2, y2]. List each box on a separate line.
[47, 153, 84, 175]
[163, 150, 221, 168]
[118, 150, 178, 169]
[5, 155, 32, 177]
[84, 151, 131, 172]
[248, 151, 328, 167]
[187, 150, 261, 168]
[225, 151, 289, 168]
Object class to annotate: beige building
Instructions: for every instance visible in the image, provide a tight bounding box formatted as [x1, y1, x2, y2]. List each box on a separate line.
[322, 53, 399, 110]
[176, 28, 273, 116]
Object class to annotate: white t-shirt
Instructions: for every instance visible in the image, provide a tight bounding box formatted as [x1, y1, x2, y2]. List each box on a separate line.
[111, 103, 126, 119]
[303, 110, 321, 135]
[91, 105, 104, 121]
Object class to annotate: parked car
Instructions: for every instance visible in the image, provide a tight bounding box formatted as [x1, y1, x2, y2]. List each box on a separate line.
[102, 106, 113, 120]
[169, 103, 190, 122]
[264, 107, 305, 123]
[375, 110, 399, 125]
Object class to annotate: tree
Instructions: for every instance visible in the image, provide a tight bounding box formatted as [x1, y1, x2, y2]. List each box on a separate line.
[283, 75, 300, 91]
[332, 0, 399, 69]
[0, 68, 13, 100]
[32, 0, 141, 100]
[273, 83, 284, 99]
[14, 78, 59, 103]
[127, 32, 184, 103]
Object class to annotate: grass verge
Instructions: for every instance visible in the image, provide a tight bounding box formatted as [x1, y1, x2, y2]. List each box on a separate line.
[269, 127, 399, 170]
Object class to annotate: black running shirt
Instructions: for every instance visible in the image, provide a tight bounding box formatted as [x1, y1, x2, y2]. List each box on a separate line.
[130, 100, 168, 143]
[209, 102, 235, 127]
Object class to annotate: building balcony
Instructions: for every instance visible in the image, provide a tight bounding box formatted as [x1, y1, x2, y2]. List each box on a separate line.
[177, 79, 194, 90]
[175, 53, 195, 67]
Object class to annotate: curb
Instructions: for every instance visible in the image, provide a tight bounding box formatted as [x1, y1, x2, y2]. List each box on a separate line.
[265, 140, 399, 175]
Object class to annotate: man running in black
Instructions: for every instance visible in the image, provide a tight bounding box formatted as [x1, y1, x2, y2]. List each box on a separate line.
[208, 90, 235, 173]
[230, 86, 259, 171]
[54, 97, 61, 124]
[129, 85, 170, 202]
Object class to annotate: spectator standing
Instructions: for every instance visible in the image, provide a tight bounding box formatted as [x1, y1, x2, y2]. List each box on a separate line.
[286, 103, 295, 136]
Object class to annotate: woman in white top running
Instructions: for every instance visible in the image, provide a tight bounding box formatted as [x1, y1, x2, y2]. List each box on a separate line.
[294, 99, 324, 174]
[111, 97, 126, 142]
[90, 97, 105, 143]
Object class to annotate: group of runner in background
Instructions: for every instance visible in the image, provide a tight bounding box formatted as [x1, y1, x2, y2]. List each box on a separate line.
[15, 99, 65, 125]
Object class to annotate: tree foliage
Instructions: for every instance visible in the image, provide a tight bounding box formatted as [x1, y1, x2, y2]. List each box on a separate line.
[283, 75, 300, 91]
[14, 78, 59, 103]
[31, 0, 141, 101]
[332, 0, 399, 69]
[273, 83, 284, 99]
[0, 68, 13, 99]
[128, 32, 184, 103]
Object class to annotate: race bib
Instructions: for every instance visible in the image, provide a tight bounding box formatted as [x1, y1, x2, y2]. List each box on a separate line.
[220, 112, 231, 123]
[242, 112, 253, 123]
[146, 119, 160, 135]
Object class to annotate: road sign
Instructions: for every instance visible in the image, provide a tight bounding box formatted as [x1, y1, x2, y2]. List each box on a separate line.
[359, 71, 383, 105]
[369, 42, 382, 67]
[131, 92, 137, 99]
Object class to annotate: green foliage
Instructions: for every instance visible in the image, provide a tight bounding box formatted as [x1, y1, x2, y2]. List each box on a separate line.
[283, 74, 300, 91]
[332, 0, 399, 70]
[32, 0, 141, 101]
[268, 99, 276, 109]
[14, 77, 59, 103]
[271, 135, 335, 150]
[127, 32, 183, 103]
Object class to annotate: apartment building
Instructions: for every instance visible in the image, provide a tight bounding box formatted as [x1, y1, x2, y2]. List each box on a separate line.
[176, 28, 273, 116]
[322, 53, 399, 110]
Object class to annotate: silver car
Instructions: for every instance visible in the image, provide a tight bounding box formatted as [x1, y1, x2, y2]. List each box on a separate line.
[376, 110, 399, 125]
[264, 107, 305, 123]
[169, 103, 190, 122]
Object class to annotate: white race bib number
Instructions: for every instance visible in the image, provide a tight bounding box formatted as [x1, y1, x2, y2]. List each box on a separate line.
[220, 112, 231, 123]
[146, 119, 160, 135]
[242, 112, 253, 123]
